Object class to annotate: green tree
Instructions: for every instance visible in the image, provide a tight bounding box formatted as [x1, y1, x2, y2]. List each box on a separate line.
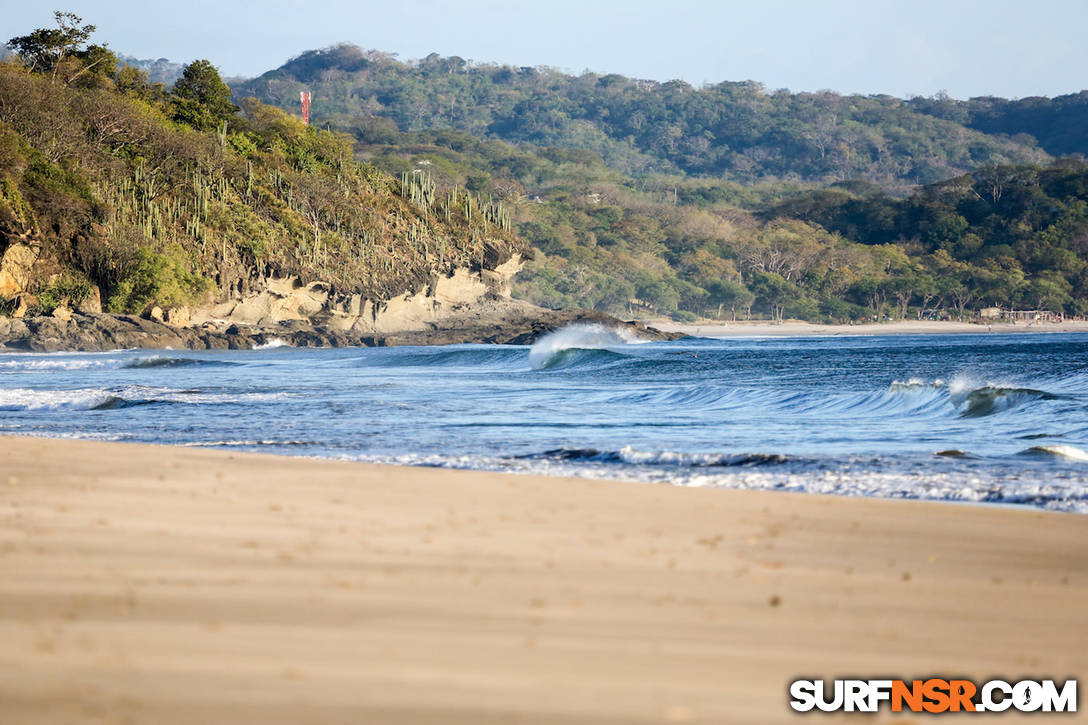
[928, 251, 982, 319]
[913, 271, 939, 318]
[850, 275, 883, 316]
[705, 279, 753, 320]
[7, 11, 114, 85]
[7, 11, 94, 74]
[171, 60, 237, 131]
[1020, 272, 1072, 312]
[882, 275, 915, 320]
[115, 64, 165, 102]
[750, 271, 797, 320]
[977, 257, 1025, 307]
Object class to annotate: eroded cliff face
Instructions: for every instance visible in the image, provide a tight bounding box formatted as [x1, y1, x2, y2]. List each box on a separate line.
[0, 234, 679, 351]
[0, 248, 683, 352]
[0, 242, 38, 300]
[187, 255, 524, 334]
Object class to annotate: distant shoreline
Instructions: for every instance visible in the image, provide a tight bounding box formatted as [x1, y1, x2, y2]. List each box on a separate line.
[1, 309, 1083, 353]
[647, 318, 1088, 338]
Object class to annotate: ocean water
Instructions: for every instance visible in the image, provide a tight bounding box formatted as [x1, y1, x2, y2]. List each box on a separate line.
[2, 323, 1088, 513]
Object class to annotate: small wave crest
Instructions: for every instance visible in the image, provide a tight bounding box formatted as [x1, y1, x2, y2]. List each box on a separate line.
[0, 355, 226, 371]
[122, 355, 227, 369]
[528, 323, 645, 370]
[535, 347, 630, 370]
[180, 439, 314, 448]
[953, 385, 1058, 418]
[0, 358, 110, 371]
[890, 377, 946, 391]
[0, 386, 288, 412]
[360, 347, 523, 369]
[0, 388, 138, 411]
[520, 445, 792, 467]
[1019, 445, 1088, 462]
[890, 377, 1062, 418]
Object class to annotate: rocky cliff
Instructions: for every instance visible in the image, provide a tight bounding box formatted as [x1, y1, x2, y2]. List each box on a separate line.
[187, 254, 524, 334]
[0, 251, 679, 352]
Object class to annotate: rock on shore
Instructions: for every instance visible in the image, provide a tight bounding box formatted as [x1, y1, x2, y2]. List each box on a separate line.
[0, 303, 681, 353]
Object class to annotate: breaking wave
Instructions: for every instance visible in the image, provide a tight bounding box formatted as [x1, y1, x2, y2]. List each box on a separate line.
[528, 323, 646, 370]
[890, 377, 1066, 419]
[533, 347, 631, 370]
[952, 385, 1060, 418]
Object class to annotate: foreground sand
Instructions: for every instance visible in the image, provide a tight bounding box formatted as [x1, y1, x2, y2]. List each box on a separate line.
[651, 318, 1088, 337]
[0, 437, 1085, 724]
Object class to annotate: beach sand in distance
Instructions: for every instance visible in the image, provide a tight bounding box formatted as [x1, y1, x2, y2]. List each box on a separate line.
[0, 436, 1084, 723]
[652, 318, 1088, 338]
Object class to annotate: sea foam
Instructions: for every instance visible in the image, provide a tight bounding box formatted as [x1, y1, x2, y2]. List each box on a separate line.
[0, 386, 289, 411]
[253, 338, 291, 350]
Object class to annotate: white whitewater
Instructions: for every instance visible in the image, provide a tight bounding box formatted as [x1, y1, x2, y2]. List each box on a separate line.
[528, 323, 645, 370]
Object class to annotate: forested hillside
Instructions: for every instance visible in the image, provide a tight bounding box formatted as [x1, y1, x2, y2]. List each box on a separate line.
[0, 16, 521, 318]
[909, 92, 1088, 159]
[335, 122, 1088, 322]
[236, 44, 1050, 188]
[233, 45, 1088, 322]
[5, 17, 1086, 326]
[765, 161, 1088, 317]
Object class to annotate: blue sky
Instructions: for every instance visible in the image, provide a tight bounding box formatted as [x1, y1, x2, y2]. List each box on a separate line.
[3, 0, 1086, 99]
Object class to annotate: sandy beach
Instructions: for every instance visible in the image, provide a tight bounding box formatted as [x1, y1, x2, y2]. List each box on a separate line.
[650, 318, 1088, 337]
[0, 436, 1085, 723]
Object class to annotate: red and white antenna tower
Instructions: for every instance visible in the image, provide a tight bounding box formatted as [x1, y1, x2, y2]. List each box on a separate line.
[299, 91, 312, 125]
